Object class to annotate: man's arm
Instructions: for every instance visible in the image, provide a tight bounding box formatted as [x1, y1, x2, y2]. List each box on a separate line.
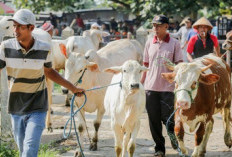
[44, 67, 85, 96]
[187, 53, 193, 62]
[140, 63, 148, 84]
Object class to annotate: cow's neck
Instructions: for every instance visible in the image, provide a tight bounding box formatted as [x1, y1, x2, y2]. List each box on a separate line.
[90, 33, 100, 50]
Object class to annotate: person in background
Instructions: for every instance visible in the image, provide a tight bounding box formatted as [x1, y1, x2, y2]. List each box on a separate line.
[168, 18, 177, 33]
[41, 22, 54, 37]
[110, 28, 121, 40]
[187, 17, 220, 62]
[211, 20, 218, 37]
[170, 17, 193, 62]
[97, 17, 103, 26]
[1, 9, 85, 157]
[187, 27, 198, 42]
[141, 15, 183, 157]
[76, 14, 85, 35]
[49, 13, 57, 29]
[101, 23, 110, 43]
[110, 17, 118, 31]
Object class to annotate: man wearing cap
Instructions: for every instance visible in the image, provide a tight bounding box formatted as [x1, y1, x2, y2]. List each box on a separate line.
[0, 9, 85, 157]
[187, 17, 220, 62]
[170, 17, 193, 62]
[141, 15, 183, 157]
[41, 22, 54, 37]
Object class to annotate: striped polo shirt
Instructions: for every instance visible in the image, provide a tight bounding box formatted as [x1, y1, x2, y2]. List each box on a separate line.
[0, 38, 52, 115]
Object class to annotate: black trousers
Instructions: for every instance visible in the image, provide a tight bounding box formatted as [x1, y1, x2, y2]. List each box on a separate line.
[146, 91, 175, 154]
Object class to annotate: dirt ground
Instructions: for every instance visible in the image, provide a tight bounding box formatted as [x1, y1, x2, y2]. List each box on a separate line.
[41, 97, 232, 157]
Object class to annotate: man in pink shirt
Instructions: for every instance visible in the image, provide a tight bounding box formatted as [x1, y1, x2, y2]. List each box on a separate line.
[141, 15, 183, 157]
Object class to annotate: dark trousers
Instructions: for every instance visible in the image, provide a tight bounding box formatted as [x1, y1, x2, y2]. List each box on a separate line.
[146, 91, 175, 154]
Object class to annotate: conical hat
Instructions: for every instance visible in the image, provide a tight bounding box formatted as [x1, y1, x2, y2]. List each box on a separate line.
[192, 17, 213, 30]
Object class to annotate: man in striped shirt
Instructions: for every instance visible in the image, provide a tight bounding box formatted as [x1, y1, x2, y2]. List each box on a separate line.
[0, 9, 84, 157]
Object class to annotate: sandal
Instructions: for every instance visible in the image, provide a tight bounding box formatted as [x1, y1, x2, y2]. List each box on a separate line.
[154, 151, 165, 157]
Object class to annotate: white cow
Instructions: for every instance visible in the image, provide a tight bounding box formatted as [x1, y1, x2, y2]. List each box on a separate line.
[65, 29, 110, 56]
[64, 39, 143, 156]
[104, 60, 148, 157]
[0, 16, 14, 42]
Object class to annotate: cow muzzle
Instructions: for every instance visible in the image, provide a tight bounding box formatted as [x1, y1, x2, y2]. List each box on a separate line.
[222, 42, 231, 50]
[130, 83, 140, 90]
[176, 101, 190, 110]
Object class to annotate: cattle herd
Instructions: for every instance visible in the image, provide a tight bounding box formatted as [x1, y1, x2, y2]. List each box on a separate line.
[0, 16, 232, 157]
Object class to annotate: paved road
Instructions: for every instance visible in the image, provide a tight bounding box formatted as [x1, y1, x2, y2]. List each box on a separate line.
[41, 100, 232, 157]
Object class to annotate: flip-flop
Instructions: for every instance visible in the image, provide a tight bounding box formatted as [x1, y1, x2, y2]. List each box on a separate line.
[154, 151, 165, 157]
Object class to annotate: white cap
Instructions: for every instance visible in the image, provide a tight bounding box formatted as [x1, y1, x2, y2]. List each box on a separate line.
[8, 9, 36, 26]
[91, 23, 101, 29]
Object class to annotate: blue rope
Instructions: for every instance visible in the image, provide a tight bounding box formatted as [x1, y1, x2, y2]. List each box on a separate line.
[63, 93, 87, 157]
[63, 81, 121, 157]
[166, 107, 190, 157]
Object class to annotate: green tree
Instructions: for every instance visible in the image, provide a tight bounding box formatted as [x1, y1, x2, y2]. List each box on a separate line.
[13, 0, 96, 13]
[102, 0, 232, 24]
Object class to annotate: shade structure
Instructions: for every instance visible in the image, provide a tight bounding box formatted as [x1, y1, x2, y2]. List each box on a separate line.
[0, 2, 14, 15]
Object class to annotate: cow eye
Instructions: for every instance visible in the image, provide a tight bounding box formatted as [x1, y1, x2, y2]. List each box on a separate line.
[123, 70, 126, 72]
[6, 26, 9, 29]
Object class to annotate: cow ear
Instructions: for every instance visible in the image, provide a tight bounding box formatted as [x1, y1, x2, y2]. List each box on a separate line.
[104, 66, 122, 74]
[161, 72, 176, 83]
[59, 44, 68, 58]
[87, 62, 99, 72]
[199, 73, 220, 85]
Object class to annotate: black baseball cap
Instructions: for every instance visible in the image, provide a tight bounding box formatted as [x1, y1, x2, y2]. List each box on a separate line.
[152, 15, 169, 24]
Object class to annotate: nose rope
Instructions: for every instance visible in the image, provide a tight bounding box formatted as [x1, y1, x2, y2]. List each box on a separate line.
[74, 68, 87, 86]
[174, 82, 199, 104]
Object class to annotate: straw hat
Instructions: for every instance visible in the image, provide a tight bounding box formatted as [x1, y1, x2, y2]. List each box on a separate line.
[192, 17, 213, 30]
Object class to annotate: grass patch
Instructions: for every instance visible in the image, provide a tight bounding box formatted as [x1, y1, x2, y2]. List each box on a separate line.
[38, 144, 58, 157]
[0, 143, 19, 157]
[0, 140, 63, 157]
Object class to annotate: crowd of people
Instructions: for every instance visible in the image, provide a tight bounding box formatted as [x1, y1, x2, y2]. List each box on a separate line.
[43, 13, 136, 41]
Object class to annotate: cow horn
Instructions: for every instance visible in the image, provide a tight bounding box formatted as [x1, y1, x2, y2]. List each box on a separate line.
[201, 64, 213, 72]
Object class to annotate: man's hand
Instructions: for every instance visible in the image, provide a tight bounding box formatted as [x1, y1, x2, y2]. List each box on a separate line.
[44, 67, 86, 97]
[72, 87, 85, 97]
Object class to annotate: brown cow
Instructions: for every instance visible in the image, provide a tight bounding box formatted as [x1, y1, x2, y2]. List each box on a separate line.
[161, 53, 232, 157]
[222, 30, 232, 51]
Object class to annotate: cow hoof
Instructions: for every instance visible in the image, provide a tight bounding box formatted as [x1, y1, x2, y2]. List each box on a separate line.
[51, 109, 54, 114]
[89, 142, 97, 151]
[74, 151, 82, 157]
[65, 102, 70, 107]
[198, 154, 205, 157]
[224, 134, 232, 148]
